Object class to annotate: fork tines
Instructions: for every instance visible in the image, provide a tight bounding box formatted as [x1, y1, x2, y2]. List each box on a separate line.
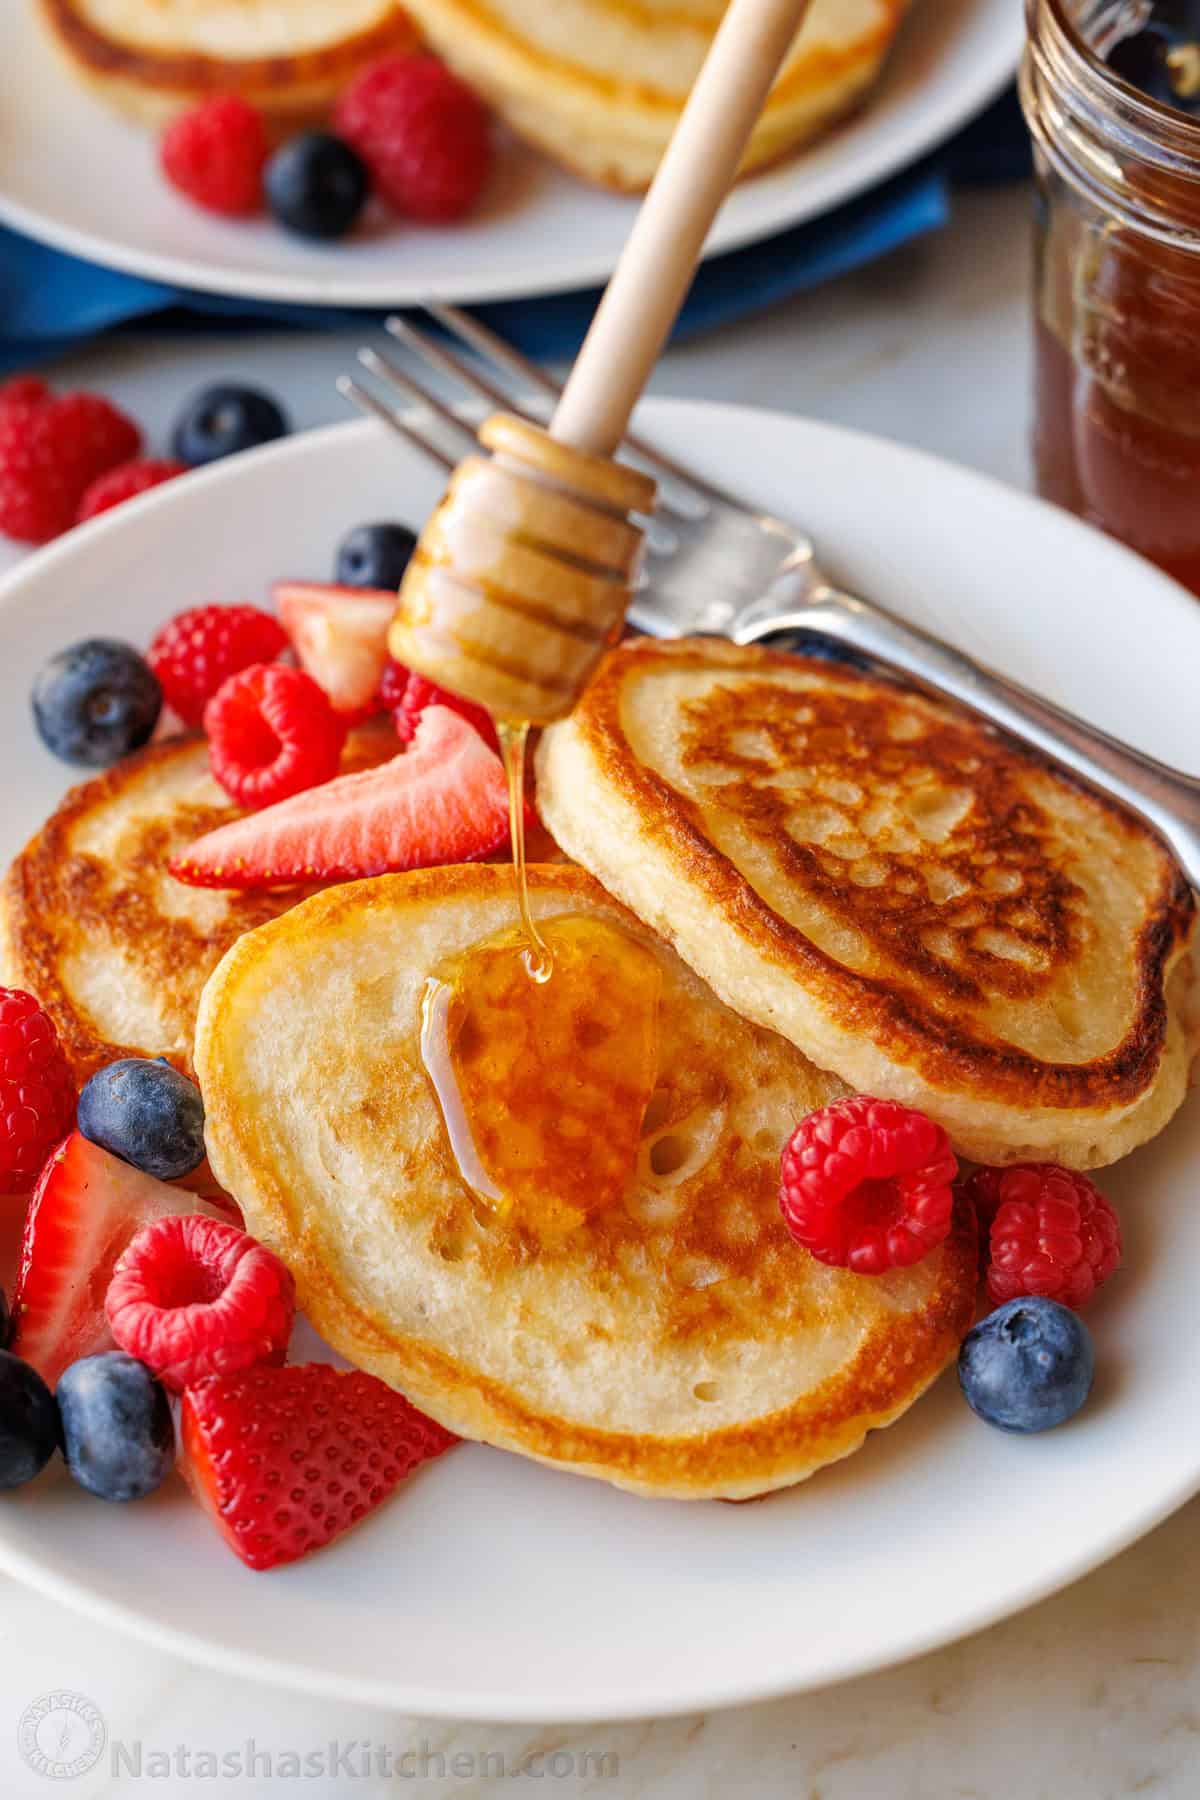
[338, 306, 717, 525]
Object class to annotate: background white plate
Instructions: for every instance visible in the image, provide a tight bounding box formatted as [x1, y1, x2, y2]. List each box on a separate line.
[0, 402, 1196, 1722]
[0, 0, 1021, 306]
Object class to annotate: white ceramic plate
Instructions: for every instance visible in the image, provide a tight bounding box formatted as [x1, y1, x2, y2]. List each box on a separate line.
[0, 0, 1021, 307]
[0, 402, 1196, 1722]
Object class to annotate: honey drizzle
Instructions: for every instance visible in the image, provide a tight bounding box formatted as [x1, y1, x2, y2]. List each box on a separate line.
[417, 710, 668, 1234]
[496, 719, 552, 983]
[419, 916, 664, 1231]
[419, 975, 505, 1212]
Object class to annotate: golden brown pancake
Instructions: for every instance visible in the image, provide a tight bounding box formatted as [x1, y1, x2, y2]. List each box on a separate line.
[537, 639, 1198, 1169]
[1, 724, 397, 1085]
[195, 863, 978, 1500]
[37, 0, 416, 129]
[400, 0, 910, 191]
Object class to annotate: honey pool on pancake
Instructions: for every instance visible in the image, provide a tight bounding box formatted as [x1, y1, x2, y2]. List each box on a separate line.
[421, 914, 663, 1232]
[421, 718, 665, 1230]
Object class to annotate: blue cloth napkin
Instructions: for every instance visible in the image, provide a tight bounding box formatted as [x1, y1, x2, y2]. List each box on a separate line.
[0, 92, 1029, 373]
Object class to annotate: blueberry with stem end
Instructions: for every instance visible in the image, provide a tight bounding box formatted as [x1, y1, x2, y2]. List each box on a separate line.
[57, 1353, 174, 1502]
[335, 522, 419, 591]
[32, 638, 161, 768]
[78, 1057, 206, 1181]
[171, 384, 289, 467]
[265, 133, 369, 241]
[959, 1297, 1094, 1434]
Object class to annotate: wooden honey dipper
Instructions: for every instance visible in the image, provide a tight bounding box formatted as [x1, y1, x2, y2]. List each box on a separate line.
[389, 0, 815, 726]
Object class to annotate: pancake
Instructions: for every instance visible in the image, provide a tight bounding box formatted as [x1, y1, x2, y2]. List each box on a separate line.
[1, 723, 397, 1086]
[536, 639, 1198, 1170]
[37, 0, 416, 129]
[399, 0, 910, 191]
[195, 862, 977, 1500]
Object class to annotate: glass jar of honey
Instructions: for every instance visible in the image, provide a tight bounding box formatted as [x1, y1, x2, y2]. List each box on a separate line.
[1022, 0, 1200, 595]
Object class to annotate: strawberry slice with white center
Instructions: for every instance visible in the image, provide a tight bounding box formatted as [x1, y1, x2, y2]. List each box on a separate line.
[274, 581, 395, 718]
[10, 1132, 237, 1387]
[169, 705, 509, 890]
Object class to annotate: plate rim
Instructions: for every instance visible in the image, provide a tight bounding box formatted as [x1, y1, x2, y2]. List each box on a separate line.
[0, 1455, 1195, 1722]
[0, 402, 1196, 1723]
[0, 0, 1022, 308]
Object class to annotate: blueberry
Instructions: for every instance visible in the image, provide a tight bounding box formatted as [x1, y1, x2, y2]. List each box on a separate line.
[78, 1057, 205, 1181]
[335, 522, 419, 591]
[171, 384, 289, 467]
[265, 132, 368, 241]
[0, 1351, 60, 1491]
[57, 1353, 173, 1502]
[958, 1297, 1094, 1434]
[32, 638, 162, 767]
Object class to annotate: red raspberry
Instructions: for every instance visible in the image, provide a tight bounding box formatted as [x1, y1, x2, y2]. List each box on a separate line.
[0, 376, 50, 412]
[960, 1165, 1008, 1273]
[0, 407, 81, 543]
[983, 1164, 1122, 1311]
[205, 662, 346, 809]
[77, 457, 188, 523]
[106, 1213, 295, 1391]
[148, 603, 289, 727]
[161, 96, 268, 217]
[335, 55, 493, 223]
[0, 988, 77, 1191]
[391, 668, 498, 751]
[962, 1165, 1007, 1236]
[0, 390, 141, 544]
[50, 392, 143, 483]
[780, 1095, 958, 1275]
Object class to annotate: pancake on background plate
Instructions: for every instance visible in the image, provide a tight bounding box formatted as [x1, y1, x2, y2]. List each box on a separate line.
[399, 0, 912, 191]
[36, 0, 416, 127]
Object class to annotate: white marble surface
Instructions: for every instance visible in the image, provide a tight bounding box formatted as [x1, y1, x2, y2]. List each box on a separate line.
[3, 185, 1198, 1797]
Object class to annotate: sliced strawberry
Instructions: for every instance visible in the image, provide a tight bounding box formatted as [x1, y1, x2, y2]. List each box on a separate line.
[10, 1132, 233, 1386]
[169, 705, 509, 890]
[274, 581, 395, 719]
[392, 669, 499, 753]
[180, 1363, 456, 1570]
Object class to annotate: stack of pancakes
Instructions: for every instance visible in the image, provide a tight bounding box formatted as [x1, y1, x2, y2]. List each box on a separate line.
[6, 640, 1195, 1500]
[36, 0, 417, 127]
[40, 0, 912, 187]
[401, 0, 912, 189]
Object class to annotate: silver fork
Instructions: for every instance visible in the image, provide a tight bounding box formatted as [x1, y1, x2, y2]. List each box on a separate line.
[339, 305, 1200, 893]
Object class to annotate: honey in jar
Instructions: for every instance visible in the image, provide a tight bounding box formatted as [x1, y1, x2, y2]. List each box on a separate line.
[1023, 0, 1200, 595]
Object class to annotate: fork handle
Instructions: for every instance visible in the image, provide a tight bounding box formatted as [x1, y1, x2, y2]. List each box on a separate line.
[736, 584, 1200, 891]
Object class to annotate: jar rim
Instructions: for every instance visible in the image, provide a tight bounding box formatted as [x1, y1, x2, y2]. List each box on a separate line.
[1044, 0, 1200, 148]
[1023, 0, 1200, 249]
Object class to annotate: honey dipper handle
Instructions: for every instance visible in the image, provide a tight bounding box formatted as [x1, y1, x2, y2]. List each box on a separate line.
[551, 0, 813, 458]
